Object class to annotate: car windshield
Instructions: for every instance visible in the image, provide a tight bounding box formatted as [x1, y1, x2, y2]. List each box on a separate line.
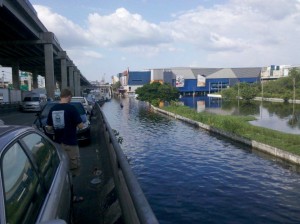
[71, 98, 86, 104]
[40, 102, 86, 118]
[24, 97, 39, 102]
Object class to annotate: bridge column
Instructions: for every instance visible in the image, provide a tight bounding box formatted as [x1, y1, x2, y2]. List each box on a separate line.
[32, 71, 38, 89]
[44, 43, 55, 98]
[68, 65, 75, 95]
[77, 72, 81, 96]
[74, 69, 81, 96]
[43, 32, 55, 99]
[12, 62, 20, 90]
[59, 51, 67, 90]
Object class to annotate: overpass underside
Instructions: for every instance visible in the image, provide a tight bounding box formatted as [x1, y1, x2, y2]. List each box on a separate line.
[0, 0, 91, 97]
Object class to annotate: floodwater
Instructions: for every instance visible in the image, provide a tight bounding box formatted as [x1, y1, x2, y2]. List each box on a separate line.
[180, 96, 300, 134]
[102, 97, 300, 224]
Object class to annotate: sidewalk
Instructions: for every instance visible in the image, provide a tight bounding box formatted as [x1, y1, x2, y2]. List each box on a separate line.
[72, 115, 122, 224]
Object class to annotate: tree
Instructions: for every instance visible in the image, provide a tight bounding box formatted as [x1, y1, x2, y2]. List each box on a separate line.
[261, 68, 300, 99]
[221, 87, 237, 100]
[111, 81, 121, 92]
[239, 82, 259, 102]
[221, 82, 258, 101]
[135, 82, 179, 106]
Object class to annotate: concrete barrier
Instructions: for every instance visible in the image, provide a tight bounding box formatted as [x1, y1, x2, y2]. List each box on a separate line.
[94, 102, 159, 224]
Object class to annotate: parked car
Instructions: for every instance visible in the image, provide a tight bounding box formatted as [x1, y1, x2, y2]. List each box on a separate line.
[20, 92, 47, 112]
[33, 102, 91, 143]
[0, 125, 73, 223]
[70, 96, 92, 114]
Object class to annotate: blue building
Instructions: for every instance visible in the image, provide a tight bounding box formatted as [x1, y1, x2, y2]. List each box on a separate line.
[118, 67, 262, 96]
[150, 67, 261, 95]
[124, 71, 151, 95]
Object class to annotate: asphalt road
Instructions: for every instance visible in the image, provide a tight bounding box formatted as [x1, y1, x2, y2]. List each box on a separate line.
[0, 110, 115, 224]
[0, 110, 38, 126]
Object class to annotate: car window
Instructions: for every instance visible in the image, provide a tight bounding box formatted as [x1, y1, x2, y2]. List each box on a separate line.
[21, 133, 60, 190]
[43, 102, 85, 115]
[40, 103, 55, 118]
[71, 98, 87, 104]
[32, 97, 40, 101]
[70, 102, 86, 115]
[2, 142, 46, 224]
[24, 97, 40, 102]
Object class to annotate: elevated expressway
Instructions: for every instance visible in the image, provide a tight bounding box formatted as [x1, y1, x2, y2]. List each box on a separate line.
[0, 0, 91, 98]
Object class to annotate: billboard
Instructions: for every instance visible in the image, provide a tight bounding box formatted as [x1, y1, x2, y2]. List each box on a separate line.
[197, 100, 205, 112]
[176, 75, 184, 87]
[197, 74, 206, 87]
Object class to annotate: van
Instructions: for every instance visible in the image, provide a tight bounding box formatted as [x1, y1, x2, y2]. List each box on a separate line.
[20, 93, 47, 112]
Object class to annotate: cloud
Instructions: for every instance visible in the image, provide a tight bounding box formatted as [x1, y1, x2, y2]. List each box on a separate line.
[208, 33, 249, 51]
[32, 0, 300, 78]
[87, 8, 171, 47]
[34, 5, 91, 48]
[34, 1, 300, 55]
[230, 0, 298, 20]
[164, 0, 300, 56]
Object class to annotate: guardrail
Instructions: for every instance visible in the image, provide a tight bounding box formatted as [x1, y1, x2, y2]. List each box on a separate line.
[94, 102, 159, 224]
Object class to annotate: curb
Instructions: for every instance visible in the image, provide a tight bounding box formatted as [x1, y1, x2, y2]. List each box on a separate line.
[151, 105, 300, 165]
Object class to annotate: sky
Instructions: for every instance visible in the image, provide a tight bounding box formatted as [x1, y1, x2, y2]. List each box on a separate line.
[5, 0, 300, 83]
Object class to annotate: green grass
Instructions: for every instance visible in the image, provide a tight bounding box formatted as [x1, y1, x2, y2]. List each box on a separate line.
[163, 105, 300, 156]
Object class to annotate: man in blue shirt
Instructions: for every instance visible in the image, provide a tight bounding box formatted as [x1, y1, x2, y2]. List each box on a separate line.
[46, 88, 84, 202]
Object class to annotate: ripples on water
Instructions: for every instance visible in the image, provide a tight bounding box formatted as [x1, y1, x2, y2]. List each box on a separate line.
[102, 97, 300, 224]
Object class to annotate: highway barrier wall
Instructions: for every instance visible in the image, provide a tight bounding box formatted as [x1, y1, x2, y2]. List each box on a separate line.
[94, 102, 159, 224]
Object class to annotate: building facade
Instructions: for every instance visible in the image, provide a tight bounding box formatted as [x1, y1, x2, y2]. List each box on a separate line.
[117, 65, 298, 96]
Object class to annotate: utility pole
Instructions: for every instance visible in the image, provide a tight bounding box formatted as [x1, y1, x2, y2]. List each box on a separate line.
[261, 77, 263, 101]
[293, 77, 296, 103]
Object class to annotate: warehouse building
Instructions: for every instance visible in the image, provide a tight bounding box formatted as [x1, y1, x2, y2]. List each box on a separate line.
[119, 67, 262, 95]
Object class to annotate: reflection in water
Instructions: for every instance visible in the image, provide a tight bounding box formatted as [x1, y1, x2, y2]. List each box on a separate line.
[102, 97, 300, 224]
[180, 96, 300, 134]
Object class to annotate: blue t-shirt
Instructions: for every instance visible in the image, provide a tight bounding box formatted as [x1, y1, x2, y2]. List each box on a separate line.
[47, 103, 82, 145]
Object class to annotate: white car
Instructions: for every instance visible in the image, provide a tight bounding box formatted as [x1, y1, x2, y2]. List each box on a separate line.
[20, 94, 47, 112]
[70, 96, 91, 114]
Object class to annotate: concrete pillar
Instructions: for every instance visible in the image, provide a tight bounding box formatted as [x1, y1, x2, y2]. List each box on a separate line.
[12, 62, 20, 90]
[32, 71, 38, 89]
[28, 74, 32, 90]
[74, 69, 78, 96]
[59, 51, 67, 90]
[57, 81, 61, 90]
[44, 43, 55, 99]
[68, 66, 74, 95]
[77, 72, 81, 96]
[41, 32, 56, 98]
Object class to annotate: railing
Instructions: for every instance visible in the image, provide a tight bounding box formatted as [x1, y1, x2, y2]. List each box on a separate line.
[94, 102, 159, 224]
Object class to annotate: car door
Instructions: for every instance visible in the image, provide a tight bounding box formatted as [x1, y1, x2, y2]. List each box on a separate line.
[21, 132, 72, 223]
[0, 131, 71, 223]
[0, 139, 47, 223]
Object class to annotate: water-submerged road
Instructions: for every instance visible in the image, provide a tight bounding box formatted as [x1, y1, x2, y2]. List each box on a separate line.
[102, 97, 300, 224]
